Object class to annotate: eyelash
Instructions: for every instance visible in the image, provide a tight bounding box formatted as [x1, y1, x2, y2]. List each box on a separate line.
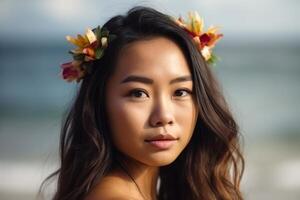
[128, 88, 193, 98]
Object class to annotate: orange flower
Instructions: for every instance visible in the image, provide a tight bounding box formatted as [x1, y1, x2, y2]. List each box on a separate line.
[175, 11, 223, 62]
[66, 28, 98, 61]
[60, 26, 114, 82]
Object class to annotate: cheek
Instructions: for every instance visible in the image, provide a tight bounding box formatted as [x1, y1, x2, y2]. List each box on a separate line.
[106, 97, 149, 147]
[176, 100, 198, 144]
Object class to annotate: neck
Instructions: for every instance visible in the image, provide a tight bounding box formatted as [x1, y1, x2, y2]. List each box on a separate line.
[115, 155, 159, 200]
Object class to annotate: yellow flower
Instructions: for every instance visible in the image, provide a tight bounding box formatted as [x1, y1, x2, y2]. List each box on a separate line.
[174, 11, 223, 63]
[66, 28, 97, 55]
[187, 11, 204, 36]
[60, 25, 116, 83]
[85, 29, 97, 44]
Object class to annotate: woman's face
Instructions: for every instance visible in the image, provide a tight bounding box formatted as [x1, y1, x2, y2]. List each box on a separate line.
[105, 36, 198, 167]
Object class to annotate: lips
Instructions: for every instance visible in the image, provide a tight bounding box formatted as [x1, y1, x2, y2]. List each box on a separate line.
[145, 134, 178, 149]
[145, 133, 177, 141]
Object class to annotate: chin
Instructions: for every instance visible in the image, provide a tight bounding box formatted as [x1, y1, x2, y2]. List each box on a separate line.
[141, 151, 181, 167]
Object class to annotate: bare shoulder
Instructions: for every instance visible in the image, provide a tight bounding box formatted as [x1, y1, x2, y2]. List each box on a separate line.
[84, 173, 140, 200]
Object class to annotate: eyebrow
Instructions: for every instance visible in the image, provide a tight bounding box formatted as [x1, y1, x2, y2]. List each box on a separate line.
[120, 75, 192, 85]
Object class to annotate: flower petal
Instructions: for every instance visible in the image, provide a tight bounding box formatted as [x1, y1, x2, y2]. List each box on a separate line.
[188, 11, 204, 35]
[201, 46, 212, 61]
[101, 37, 108, 48]
[85, 28, 97, 44]
[66, 35, 83, 47]
[60, 61, 84, 82]
[77, 34, 89, 47]
[82, 47, 95, 58]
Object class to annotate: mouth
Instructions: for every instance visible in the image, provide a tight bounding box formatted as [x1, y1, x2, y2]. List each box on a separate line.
[145, 133, 178, 141]
[145, 139, 178, 150]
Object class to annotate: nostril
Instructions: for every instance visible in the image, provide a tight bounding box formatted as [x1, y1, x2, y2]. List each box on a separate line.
[156, 120, 173, 126]
[156, 122, 163, 126]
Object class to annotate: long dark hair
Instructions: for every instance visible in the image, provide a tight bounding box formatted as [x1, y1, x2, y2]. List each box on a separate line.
[39, 6, 244, 200]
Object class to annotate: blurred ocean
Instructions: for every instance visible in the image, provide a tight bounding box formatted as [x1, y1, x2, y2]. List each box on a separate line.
[0, 41, 300, 200]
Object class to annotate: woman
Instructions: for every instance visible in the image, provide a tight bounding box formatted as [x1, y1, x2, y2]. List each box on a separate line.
[40, 6, 244, 200]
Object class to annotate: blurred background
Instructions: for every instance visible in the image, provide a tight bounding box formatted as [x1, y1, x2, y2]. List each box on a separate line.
[0, 0, 299, 199]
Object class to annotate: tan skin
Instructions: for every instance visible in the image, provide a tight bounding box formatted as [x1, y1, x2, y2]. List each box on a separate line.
[85, 37, 198, 200]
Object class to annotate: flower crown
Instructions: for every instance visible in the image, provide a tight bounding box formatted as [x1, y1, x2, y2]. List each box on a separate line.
[60, 11, 223, 82]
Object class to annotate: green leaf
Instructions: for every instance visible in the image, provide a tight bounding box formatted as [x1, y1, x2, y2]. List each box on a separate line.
[94, 26, 102, 40]
[101, 29, 109, 37]
[207, 53, 218, 66]
[95, 48, 104, 59]
[73, 54, 85, 61]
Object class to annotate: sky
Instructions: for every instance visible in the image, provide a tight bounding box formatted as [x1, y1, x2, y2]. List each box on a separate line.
[0, 0, 299, 44]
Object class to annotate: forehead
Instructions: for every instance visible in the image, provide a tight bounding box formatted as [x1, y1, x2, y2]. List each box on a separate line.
[113, 36, 191, 79]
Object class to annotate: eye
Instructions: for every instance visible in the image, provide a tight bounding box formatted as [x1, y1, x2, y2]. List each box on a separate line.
[128, 89, 149, 98]
[174, 88, 193, 97]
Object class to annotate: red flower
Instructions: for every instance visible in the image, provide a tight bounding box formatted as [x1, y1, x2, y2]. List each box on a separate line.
[60, 61, 84, 82]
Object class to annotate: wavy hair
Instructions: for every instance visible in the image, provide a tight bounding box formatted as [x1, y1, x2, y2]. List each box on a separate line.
[39, 6, 244, 200]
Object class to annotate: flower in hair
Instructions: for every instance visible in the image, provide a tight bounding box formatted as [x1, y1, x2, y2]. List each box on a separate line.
[60, 26, 116, 82]
[174, 11, 223, 64]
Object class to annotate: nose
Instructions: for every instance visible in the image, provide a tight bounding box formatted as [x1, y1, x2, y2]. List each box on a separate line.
[149, 96, 175, 127]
